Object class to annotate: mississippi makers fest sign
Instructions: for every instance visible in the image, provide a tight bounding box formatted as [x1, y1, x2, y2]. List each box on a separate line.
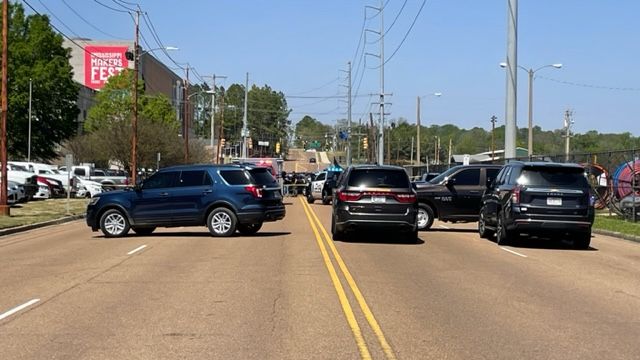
[84, 45, 129, 90]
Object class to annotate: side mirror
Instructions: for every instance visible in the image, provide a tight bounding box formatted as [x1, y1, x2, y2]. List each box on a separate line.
[445, 178, 455, 187]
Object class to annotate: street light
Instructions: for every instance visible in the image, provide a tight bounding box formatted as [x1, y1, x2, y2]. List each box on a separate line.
[129, 45, 178, 185]
[416, 92, 442, 166]
[500, 62, 562, 157]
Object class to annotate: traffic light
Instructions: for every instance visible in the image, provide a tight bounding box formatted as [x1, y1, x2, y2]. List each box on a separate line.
[248, 138, 253, 149]
[220, 138, 225, 149]
[363, 136, 368, 150]
[275, 142, 281, 154]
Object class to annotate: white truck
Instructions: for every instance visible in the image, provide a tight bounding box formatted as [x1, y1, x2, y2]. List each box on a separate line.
[67, 165, 129, 190]
[9, 161, 74, 193]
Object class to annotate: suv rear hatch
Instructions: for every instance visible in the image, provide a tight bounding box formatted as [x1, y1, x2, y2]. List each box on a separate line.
[339, 168, 415, 214]
[515, 166, 591, 216]
[248, 167, 282, 204]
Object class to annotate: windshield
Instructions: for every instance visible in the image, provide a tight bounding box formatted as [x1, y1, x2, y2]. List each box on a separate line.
[428, 166, 460, 184]
[518, 167, 590, 187]
[347, 169, 410, 188]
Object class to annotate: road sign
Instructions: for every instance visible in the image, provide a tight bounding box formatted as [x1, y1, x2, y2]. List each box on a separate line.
[258, 141, 269, 146]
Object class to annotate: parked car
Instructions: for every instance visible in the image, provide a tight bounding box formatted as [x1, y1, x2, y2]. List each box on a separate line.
[5, 164, 38, 200]
[9, 161, 74, 194]
[75, 177, 104, 198]
[331, 165, 418, 241]
[8, 181, 26, 203]
[414, 164, 502, 230]
[478, 161, 594, 249]
[306, 169, 342, 204]
[86, 164, 286, 238]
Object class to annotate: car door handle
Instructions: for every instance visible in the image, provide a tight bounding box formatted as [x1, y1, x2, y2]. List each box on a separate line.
[159, 192, 169, 197]
[202, 189, 213, 194]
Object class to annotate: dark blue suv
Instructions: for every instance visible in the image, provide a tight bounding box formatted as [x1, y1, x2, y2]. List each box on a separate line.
[86, 164, 285, 237]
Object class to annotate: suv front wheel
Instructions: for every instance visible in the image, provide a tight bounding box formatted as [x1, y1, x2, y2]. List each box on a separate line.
[496, 213, 514, 246]
[207, 208, 237, 237]
[478, 208, 494, 239]
[100, 209, 130, 238]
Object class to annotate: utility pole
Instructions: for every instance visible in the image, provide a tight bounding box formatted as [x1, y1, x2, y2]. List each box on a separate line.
[241, 72, 249, 159]
[490, 115, 497, 161]
[347, 61, 352, 166]
[369, 112, 375, 163]
[208, 74, 227, 155]
[504, 0, 518, 159]
[28, 79, 32, 164]
[0, 0, 9, 215]
[563, 109, 573, 162]
[378, 0, 385, 165]
[434, 136, 438, 165]
[131, 10, 140, 184]
[183, 66, 190, 163]
[416, 96, 421, 166]
[217, 90, 225, 164]
[448, 137, 452, 167]
[410, 136, 414, 164]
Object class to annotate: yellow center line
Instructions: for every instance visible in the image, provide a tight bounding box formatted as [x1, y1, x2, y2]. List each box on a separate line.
[305, 200, 398, 360]
[299, 197, 372, 360]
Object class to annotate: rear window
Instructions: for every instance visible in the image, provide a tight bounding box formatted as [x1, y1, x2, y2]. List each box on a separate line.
[220, 170, 251, 185]
[347, 169, 410, 188]
[518, 167, 589, 187]
[249, 168, 277, 186]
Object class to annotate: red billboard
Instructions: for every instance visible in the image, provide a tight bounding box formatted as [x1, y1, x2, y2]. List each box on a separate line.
[84, 45, 129, 90]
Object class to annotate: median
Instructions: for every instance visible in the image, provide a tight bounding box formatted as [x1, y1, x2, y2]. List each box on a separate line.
[0, 198, 88, 230]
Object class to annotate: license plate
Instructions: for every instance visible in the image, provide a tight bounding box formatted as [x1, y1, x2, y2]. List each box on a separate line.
[547, 197, 562, 206]
[371, 196, 386, 203]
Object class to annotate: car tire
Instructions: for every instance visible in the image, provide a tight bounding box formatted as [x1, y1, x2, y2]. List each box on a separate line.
[496, 213, 513, 246]
[237, 222, 263, 236]
[478, 208, 495, 239]
[573, 232, 591, 250]
[417, 204, 434, 230]
[307, 192, 315, 204]
[331, 215, 344, 241]
[99, 209, 130, 238]
[207, 208, 237, 237]
[132, 226, 156, 236]
[322, 189, 331, 205]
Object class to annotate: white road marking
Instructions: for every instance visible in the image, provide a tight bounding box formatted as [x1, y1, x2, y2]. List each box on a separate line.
[438, 225, 451, 229]
[0, 299, 40, 321]
[500, 247, 528, 258]
[127, 245, 147, 255]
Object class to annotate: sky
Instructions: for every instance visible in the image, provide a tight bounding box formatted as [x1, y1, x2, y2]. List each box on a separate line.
[26, 0, 640, 136]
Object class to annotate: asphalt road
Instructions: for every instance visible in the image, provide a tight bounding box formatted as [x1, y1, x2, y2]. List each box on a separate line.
[1, 198, 639, 359]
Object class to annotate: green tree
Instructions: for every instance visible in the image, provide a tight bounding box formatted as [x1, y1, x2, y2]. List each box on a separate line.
[295, 115, 332, 149]
[3, 3, 79, 161]
[79, 69, 207, 170]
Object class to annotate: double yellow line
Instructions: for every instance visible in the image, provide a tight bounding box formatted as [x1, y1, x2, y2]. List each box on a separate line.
[299, 197, 397, 360]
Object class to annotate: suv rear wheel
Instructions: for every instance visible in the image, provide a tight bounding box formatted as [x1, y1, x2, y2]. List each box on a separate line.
[322, 189, 331, 205]
[331, 215, 344, 241]
[573, 232, 591, 250]
[100, 209, 130, 238]
[417, 204, 434, 230]
[207, 208, 237, 237]
[237, 222, 262, 235]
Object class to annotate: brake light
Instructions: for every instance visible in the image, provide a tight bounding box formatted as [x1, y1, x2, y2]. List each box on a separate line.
[337, 191, 361, 201]
[512, 185, 522, 204]
[244, 185, 263, 198]
[394, 193, 417, 203]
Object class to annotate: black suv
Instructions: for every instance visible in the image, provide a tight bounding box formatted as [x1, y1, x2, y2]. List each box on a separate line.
[414, 164, 502, 230]
[478, 161, 594, 249]
[86, 164, 285, 238]
[331, 165, 418, 241]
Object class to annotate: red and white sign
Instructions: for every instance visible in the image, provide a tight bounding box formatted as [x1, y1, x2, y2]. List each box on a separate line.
[84, 45, 129, 90]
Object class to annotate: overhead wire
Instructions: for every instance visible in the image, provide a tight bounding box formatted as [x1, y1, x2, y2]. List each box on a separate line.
[372, 0, 428, 69]
[60, 0, 127, 40]
[92, 0, 129, 13]
[537, 75, 640, 92]
[110, 0, 137, 12]
[34, 0, 84, 39]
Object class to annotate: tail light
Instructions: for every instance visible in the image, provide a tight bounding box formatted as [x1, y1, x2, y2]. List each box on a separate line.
[337, 191, 361, 201]
[245, 185, 263, 198]
[394, 193, 417, 203]
[512, 185, 523, 204]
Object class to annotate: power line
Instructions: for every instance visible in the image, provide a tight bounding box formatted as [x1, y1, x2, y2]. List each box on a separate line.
[111, 0, 137, 12]
[372, 0, 428, 69]
[60, 0, 127, 40]
[34, 0, 83, 39]
[92, 0, 129, 13]
[537, 75, 640, 92]
[289, 77, 341, 96]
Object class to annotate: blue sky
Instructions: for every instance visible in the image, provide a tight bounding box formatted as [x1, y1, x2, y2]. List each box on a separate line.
[28, 0, 640, 135]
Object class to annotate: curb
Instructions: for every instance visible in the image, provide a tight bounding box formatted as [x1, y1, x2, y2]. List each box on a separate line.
[0, 214, 85, 237]
[593, 228, 640, 244]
